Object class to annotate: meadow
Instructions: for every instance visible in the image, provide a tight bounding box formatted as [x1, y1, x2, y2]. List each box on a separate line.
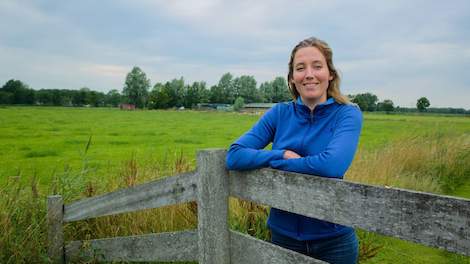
[0, 106, 469, 263]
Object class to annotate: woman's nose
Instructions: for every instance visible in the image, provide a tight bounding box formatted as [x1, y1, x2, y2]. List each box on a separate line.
[305, 67, 315, 79]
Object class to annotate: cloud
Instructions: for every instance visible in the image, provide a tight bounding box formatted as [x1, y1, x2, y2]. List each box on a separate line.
[136, 0, 309, 41]
[0, 45, 127, 90]
[0, 1, 51, 27]
[1, 0, 469, 108]
[80, 64, 129, 78]
[373, 78, 469, 108]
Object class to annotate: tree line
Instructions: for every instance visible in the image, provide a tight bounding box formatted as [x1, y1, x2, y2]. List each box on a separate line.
[348, 93, 467, 114]
[1, 66, 468, 114]
[0, 67, 291, 109]
[0, 79, 120, 107]
[122, 67, 292, 109]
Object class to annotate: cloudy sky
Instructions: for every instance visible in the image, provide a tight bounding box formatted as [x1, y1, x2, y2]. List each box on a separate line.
[1, 0, 469, 108]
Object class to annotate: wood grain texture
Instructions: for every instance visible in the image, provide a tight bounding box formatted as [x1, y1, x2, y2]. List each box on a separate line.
[230, 230, 325, 264]
[197, 149, 231, 264]
[65, 230, 197, 262]
[64, 171, 197, 222]
[47, 195, 64, 264]
[229, 168, 470, 256]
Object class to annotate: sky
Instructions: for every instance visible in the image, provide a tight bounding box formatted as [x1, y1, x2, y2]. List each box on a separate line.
[1, 0, 469, 109]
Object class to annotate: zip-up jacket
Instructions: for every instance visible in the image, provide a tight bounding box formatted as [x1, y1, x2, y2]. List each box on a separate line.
[226, 97, 362, 241]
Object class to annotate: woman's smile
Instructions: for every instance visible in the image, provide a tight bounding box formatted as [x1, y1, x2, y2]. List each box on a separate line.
[291, 46, 333, 109]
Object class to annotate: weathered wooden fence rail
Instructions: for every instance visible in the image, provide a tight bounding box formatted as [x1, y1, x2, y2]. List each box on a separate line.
[48, 149, 470, 263]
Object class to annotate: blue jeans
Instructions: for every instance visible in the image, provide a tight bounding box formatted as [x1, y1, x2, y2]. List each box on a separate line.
[271, 229, 358, 264]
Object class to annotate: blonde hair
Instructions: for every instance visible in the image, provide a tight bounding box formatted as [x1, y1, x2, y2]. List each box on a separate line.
[288, 37, 350, 104]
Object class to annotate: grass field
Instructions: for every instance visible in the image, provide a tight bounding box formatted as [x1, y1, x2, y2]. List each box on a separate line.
[0, 107, 253, 187]
[1, 107, 468, 185]
[0, 106, 469, 263]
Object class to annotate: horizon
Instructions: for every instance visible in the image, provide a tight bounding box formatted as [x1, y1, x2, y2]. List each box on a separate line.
[2, 75, 469, 110]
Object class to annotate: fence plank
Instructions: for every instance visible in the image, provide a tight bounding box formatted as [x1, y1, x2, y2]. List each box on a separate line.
[230, 230, 325, 264]
[47, 195, 64, 264]
[64, 171, 197, 222]
[197, 149, 231, 264]
[65, 230, 198, 262]
[229, 168, 470, 256]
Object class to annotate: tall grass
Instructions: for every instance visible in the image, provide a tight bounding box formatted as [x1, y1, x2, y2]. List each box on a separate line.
[348, 132, 470, 262]
[64, 150, 198, 243]
[347, 132, 470, 195]
[0, 150, 198, 263]
[1, 133, 469, 263]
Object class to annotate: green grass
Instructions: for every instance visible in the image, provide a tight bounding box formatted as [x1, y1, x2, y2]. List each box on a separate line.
[0, 106, 469, 263]
[0, 107, 259, 187]
[1, 107, 468, 187]
[357, 229, 470, 264]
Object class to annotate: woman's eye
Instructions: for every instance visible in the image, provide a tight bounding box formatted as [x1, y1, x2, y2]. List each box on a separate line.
[296, 67, 304, 71]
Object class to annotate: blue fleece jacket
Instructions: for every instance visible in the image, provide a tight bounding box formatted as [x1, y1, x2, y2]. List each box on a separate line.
[226, 97, 362, 241]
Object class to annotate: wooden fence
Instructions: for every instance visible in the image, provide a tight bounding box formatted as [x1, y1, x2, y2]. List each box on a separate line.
[47, 149, 470, 263]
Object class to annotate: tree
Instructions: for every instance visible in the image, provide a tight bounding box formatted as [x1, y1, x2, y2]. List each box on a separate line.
[88, 90, 105, 107]
[219, 72, 234, 104]
[122, 66, 150, 108]
[148, 83, 171, 109]
[377, 99, 394, 113]
[271, 77, 291, 103]
[258, 77, 291, 103]
[105, 89, 121, 107]
[0, 91, 13, 104]
[198, 84, 210, 104]
[416, 97, 430, 112]
[233, 96, 245, 112]
[183, 81, 208, 108]
[72, 89, 84, 106]
[351, 93, 378, 111]
[36, 89, 68, 106]
[259, 81, 273, 103]
[72, 87, 91, 106]
[1, 79, 35, 104]
[36, 89, 53, 105]
[234, 75, 258, 103]
[209, 84, 224, 103]
[51, 89, 70, 106]
[164, 77, 185, 107]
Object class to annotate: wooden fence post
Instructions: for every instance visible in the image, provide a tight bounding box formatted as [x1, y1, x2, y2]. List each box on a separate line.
[197, 149, 230, 264]
[48, 195, 64, 264]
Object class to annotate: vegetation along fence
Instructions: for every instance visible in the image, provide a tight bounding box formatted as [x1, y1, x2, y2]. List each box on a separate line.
[47, 149, 470, 263]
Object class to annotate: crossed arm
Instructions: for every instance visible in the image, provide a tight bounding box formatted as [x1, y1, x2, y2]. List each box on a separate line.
[226, 105, 362, 178]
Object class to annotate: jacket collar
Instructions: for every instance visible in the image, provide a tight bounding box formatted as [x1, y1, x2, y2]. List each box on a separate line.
[296, 97, 335, 107]
[295, 97, 337, 119]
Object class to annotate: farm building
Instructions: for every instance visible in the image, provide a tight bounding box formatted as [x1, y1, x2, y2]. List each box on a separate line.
[196, 103, 232, 111]
[119, 103, 136, 110]
[242, 103, 275, 113]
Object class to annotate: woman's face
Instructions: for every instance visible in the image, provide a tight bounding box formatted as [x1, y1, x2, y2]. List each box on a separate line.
[291, 46, 333, 107]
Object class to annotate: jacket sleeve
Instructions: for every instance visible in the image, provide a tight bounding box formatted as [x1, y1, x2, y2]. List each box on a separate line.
[226, 105, 285, 170]
[269, 106, 362, 178]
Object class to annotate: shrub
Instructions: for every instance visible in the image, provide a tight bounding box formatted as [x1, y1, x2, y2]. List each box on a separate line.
[233, 96, 245, 112]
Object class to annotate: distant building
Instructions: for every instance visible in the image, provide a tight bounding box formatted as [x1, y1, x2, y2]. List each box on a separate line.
[196, 102, 277, 113]
[196, 103, 232, 111]
[242, 103, 275, 113]
[119, 103, 136, 110]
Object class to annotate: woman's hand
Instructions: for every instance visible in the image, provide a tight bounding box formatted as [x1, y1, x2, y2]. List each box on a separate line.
[283, 150, 301, 159]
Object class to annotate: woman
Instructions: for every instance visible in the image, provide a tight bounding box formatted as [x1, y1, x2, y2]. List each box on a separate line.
[226, 37, 362, 264]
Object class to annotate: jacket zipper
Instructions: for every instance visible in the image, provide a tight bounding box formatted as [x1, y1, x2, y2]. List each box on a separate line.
[300, 110, 314, 152]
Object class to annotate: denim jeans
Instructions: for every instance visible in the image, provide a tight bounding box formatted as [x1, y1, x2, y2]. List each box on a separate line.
[271, 229, 358, 264]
